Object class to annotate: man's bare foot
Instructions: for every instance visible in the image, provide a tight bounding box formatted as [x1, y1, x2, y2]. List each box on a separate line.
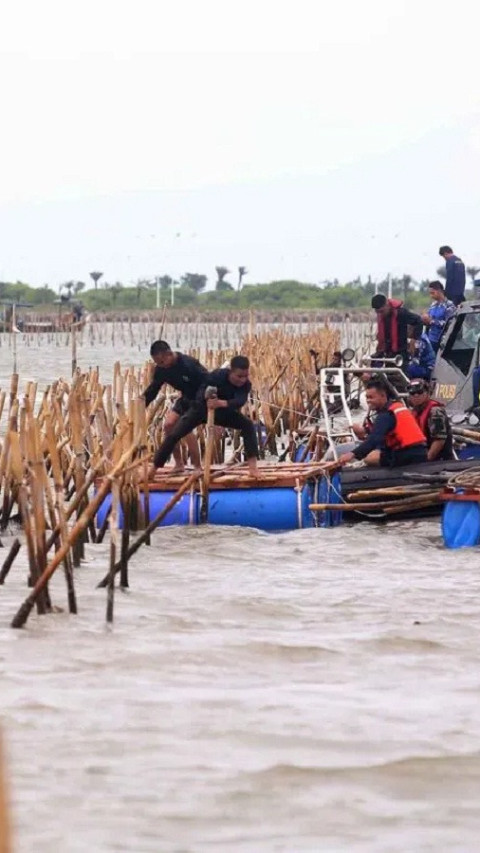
[247, 460, 259, 478]
[169, 464, 186, 475]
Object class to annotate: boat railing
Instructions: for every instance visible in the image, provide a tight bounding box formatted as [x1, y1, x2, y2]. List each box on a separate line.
[319, 358, 411, 459]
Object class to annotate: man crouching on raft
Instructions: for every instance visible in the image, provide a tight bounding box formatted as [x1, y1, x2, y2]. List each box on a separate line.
[143, 340, 208, 472]
[337, 379, 427, 468]
[152, 355, 259, 477]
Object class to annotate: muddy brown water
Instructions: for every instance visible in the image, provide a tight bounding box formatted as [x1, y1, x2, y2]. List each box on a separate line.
[1, 332, 478, 852]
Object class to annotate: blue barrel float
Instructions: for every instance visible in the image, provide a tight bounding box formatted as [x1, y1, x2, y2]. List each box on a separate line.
[310, 473, 343, 527]
[96, 483, 315, 532]
[442, 489, 480, 549]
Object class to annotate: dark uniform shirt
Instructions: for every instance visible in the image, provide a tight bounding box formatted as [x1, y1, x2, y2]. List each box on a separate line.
[381, 307, 423, 356]
[143, 353, 208, 406]
[423, 405, 454, 460]
[445, 255, 466, 302]
[197, 368, 251, 409]
[353, 407, 396, 460]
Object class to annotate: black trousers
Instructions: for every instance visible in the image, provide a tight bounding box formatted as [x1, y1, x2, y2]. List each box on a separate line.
[154, 403, 259, 467]
[379, 442, 427, 468]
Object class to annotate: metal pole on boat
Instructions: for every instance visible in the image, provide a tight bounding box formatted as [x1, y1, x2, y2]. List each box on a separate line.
[156, 276, 160, 310]
[387, 273, 392, 300]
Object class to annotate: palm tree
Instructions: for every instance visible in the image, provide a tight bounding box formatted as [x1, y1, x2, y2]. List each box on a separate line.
[436, 265, 447, 280]
[60, 281, 74, 301]
[215, 266, 231, 290]
[237, 266, 248, 291]
[89, 271, 103, 290]
[466, 266, 480, 285]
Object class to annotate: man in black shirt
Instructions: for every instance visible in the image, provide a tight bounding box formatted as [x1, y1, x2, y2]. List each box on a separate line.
[143, 340, 208, 470]
[153, 355, 259, 476]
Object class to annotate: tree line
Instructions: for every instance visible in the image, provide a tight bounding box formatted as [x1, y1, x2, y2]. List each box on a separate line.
[1, 265, 480, 313]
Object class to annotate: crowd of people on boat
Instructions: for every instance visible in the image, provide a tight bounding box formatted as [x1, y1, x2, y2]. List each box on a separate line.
[141, 246, 467, 476]
[333, 245, 466, 469]
[141, 343, 453, 478]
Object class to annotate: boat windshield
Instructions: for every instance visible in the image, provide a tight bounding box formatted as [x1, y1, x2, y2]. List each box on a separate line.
[441, 311, 480, 375]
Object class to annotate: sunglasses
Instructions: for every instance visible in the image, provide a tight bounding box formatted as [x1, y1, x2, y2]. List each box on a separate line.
[408, 388, 426, 395]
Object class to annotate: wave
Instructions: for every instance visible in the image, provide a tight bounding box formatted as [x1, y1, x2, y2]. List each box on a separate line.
[241, 640, 339, 661]
[237, 753, 480, 784]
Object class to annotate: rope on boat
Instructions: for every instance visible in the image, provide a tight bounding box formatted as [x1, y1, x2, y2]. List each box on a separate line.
[447, 466, 480, 490]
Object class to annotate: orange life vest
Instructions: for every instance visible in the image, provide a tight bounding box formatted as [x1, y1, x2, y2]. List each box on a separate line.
[384, 401, 427, 450]
[413, 399, 443, 438]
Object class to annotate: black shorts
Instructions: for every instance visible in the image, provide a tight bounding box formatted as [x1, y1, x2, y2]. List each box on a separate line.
[171, 397, 195, 417]
[379, 443, 427, 468]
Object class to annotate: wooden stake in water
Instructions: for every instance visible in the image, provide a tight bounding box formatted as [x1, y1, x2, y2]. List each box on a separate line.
[11, 445, 135, 629]
[0, 731, 12, 853]
[71, 322, 77, 375]
[199, 388, 216, 524]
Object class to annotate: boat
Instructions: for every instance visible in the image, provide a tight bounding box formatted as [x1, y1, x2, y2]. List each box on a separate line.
[0, 300, 88, 333]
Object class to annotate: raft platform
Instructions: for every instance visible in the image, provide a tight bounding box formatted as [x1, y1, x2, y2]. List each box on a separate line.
[95, 459, 480, 532]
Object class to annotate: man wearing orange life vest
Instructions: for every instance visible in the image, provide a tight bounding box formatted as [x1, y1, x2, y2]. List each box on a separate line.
[371, 294, 423, 365]
[407, 379, 454, 461]
[338, 379, 427, 468]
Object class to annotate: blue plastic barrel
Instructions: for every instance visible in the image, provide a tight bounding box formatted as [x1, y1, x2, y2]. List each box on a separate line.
[311, 473, 343, 527]
[96, 485, 313, 531]
[442, 498, 480, 548]
[96, 491, 197, 529]
[294, 444, 313, 462]
[206, 486, 313, 530]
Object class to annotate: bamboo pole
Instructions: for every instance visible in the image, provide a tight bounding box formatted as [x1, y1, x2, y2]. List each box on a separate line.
[97, 469, 204, 588]
[0, 732, 11, 853]
[200, 404, 215, 524]
[309, 491, 441, 513]
[11, 445, 135, 629]
[0, 540, 21, 585]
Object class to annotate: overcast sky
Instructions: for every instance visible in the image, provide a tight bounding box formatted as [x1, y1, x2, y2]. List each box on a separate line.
[1, 0, 479, 289]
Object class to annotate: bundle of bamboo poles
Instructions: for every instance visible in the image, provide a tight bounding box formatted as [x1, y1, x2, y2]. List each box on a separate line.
[309, 480, 445, 518]
[0, 367, 154, 626]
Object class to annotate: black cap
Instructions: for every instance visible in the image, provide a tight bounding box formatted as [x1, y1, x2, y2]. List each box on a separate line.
[407, 379, 429, 394]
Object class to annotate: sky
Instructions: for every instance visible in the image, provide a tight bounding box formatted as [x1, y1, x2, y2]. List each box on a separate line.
[1, 0, 480, 289]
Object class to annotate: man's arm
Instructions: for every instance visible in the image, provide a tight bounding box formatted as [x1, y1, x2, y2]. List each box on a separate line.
[427, 409, 449, 461]
[143, 368, 164, 406]
[445, 257, 454, 297]
[352, 411, 395, 460]
[208, 383, 251, 410]
[401, 307, 423, 339]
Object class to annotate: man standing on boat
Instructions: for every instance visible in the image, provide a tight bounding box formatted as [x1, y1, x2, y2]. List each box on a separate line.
[152, 355, 259, 476]
[421, 281, 456, 353]
[371, 294, 423, 366]
[337, 379, 427, 468]
[143, 340, 208, 471]
[439, 245, 466, 306]
[407, 380, 454, 461]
